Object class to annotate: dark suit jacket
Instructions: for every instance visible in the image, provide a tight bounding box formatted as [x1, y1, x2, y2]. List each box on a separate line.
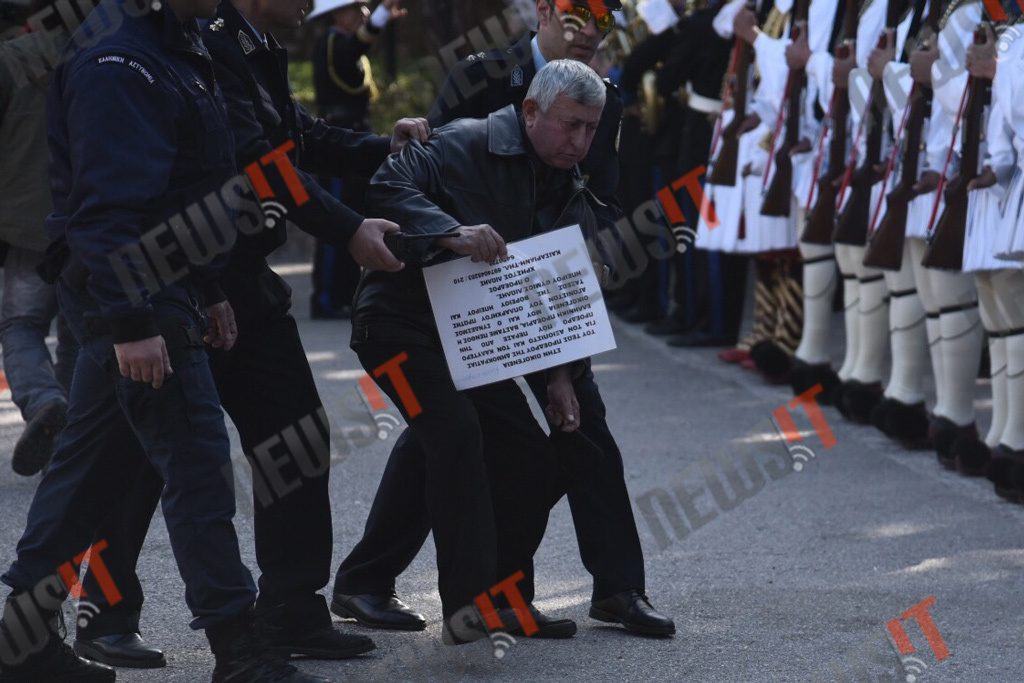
[353, 105, 600, 344]
[427, 33, 623, 236]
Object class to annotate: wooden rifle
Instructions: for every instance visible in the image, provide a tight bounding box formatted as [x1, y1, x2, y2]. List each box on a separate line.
[864, 0, 937, 269]
[833, 0, 911, 245]
[761, 0, 811, 217]
[922, 25, 991, 269]
[707, 1, 757, 187]
[801, 0, 861, 244]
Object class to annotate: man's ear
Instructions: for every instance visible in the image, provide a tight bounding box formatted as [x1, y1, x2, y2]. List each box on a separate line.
[523, 98, 539, 126]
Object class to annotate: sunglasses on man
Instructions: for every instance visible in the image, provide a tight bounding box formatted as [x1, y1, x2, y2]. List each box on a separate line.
[550, 0, 617, 36]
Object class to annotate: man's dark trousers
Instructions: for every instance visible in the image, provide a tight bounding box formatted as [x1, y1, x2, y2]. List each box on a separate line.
[335, 338, 559, 611]
[81, 272, 334, 634]
[3, 282, 257, 630]
[524, 367, 645, 601]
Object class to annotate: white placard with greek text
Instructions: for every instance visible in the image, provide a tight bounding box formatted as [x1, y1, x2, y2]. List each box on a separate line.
[423, 225, 616, 390]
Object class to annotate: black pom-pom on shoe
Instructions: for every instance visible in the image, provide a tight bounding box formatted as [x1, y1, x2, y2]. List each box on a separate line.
[750, 341, 792, 384]
[951, 435, 990, 477]
[841, 381, 883, 424]
[879, 400, 930, 449]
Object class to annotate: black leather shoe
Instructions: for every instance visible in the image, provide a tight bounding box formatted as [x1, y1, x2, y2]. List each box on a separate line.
[498, 605, 576, 639]
[74, 633, 166, 669]
[331, 592, 426, 631]
[590, 590, 675, 636]
[266, 623, 375, 660]
[1, 635, 115, 682]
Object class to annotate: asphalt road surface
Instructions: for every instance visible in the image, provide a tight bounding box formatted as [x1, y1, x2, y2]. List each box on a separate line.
[1, 261, 1022, 682]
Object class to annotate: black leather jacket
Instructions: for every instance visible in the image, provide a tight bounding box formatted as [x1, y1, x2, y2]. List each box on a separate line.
[352, 104, 601, 348]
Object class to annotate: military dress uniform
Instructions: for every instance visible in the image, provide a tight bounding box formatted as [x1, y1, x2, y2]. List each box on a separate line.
[850, 0, 932, 444]
[910, 0, 986, 463]
[702, 0, 805, 379]
[308, 1, 391, 318]
[657, 3, 749, 348]
[79, 0, 390, 660]
[958, 11, 1024, 497]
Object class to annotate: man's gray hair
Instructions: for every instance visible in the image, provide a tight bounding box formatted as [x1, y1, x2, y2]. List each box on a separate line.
[526, 59, 606, 112]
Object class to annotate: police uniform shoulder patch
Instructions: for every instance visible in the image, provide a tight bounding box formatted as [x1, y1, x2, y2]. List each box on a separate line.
[95, 54, 156, 85]
[511, 64, 524, 87]
[238, 29, 255, 55]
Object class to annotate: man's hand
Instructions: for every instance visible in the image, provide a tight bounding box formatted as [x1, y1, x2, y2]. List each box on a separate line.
[785, 23, 810, 70]
[910, 41, 939, 84]
[391, 117, 430, 153]
[437, 225, 507, 263]
[204, 300, 238, 351]
[833, 43, 857, 88]
[349, 218, 404, 271]
[868, 29, 895, 80]
[545, 366, 580, 433]
[736, 113, 761, 135]
[789, 138, 813, 156]
[913, 170, 941, 196]
[381, 0, 408, 20]
[967, 24, 996, 80]
[114, 335, 172, 389]
[968, 166, 997, 190]
[733, 6, 758, 45]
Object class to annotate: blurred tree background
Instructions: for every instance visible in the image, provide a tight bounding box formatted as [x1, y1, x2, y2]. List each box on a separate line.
[284, 0, 537, 132]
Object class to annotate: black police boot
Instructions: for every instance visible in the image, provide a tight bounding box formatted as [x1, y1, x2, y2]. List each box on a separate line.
[331, 592, 426, 631]
[207, 612, 330, 682]
[258, 598, 375, 660]
[0, 624, 114, 682]
[589, 590, 675, 637]
[11, 400, 66, 476]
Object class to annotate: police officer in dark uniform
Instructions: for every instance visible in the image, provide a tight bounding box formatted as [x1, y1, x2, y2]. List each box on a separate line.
[73, 0, 431, 668]
[307, 0, 404, 319]
[0, 0, 323, 681]
[332, 0, 676, 637]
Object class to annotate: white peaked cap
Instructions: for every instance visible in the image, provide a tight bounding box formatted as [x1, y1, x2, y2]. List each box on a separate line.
[306, 0, 369, 21]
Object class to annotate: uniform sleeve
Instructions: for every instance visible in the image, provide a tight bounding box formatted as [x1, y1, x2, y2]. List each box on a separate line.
[882, 62, 911, 117]
[366, 135, 461, 260]
[211, 51, 366, 245]
[295, 101, 391, 177]
[751, 33, 790, 124]
[713, 0, 745, 40]
[61, 56, 176, 341]
[428, 59, 487, 127]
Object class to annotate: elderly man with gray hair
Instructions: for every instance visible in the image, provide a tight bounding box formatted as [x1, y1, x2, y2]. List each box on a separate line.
[334, 60, 608, 644]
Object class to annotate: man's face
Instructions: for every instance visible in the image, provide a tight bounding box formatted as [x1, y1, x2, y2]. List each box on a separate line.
[536, 0, 606, 64]
[523, 94, 602, 170]
[260, 0, 309, 29]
